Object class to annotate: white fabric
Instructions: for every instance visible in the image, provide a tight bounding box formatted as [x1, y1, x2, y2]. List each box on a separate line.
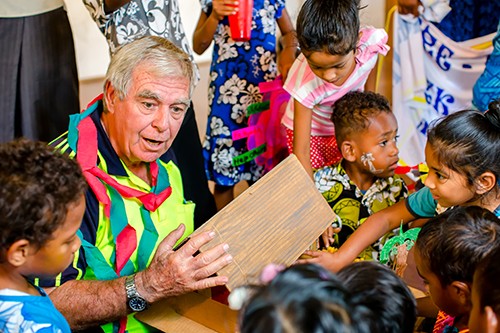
[419, 0, 451, 23]
[392, 13, 493, 166]
[0, 0, 63, 17]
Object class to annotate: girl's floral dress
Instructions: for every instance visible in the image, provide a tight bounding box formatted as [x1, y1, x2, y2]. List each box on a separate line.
[201, 0, 285, 186]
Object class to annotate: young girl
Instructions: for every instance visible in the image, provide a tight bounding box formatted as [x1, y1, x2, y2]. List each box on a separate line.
[469, 245, 500, 333]
[193, 0, 298, 210]
[298, 100, 500, 272]
[281, 0, 389, 176]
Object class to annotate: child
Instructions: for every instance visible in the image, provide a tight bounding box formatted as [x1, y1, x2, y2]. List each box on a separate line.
[193, 0, 298, 210]
[238, 263, 360, 333]
[281, 0, 390, 177]
[469, 244, 500, 333]
[413, 206, 500, 333]
[0, 139, 87, 332]
[314, 91, 407, 260]
[299, 100, 500, 272]
[338, 261, 417, 333]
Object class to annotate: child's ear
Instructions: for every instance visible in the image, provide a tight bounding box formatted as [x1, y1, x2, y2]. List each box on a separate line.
[7, 239, 31, 267]
[341, 141, 356, 162]
[450, 281, 471, 307]
[475, 171, 496, 195]
[485, 306, 498, 333]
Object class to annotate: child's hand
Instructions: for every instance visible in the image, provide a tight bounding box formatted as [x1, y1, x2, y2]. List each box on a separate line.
[278, 46, 296, 81]
[320, 226, 341, 248]
[296, 249, 346, 273]
[212, 0, 239, 21]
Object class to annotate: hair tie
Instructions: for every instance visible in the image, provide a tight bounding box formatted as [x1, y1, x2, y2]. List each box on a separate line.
[485, 100, 500, 130]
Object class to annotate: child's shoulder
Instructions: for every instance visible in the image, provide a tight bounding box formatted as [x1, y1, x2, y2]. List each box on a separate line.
[357, 27, 389, 53]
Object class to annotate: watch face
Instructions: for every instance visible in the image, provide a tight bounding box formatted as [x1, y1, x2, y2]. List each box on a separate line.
[129, 297, 148, 312]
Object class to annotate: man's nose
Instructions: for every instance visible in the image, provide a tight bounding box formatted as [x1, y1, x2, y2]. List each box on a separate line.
[152, 110, 169, 131]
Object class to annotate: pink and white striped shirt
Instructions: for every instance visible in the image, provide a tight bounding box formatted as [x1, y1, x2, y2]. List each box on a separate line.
[282, 27, 389, 136]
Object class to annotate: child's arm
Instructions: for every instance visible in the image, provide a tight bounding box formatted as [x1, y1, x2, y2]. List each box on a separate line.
[192, 0, 237, 55]
[364, 66, 377, 92]
[297, 199, 417, 272]
[276, 9, 298, 81]
[293, 100, 314, 178]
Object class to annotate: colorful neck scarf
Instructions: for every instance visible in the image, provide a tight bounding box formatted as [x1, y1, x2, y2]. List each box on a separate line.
[68, 97, 173, 333]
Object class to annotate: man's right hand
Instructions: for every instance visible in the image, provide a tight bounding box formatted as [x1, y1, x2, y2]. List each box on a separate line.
[136, 224, 233, 304]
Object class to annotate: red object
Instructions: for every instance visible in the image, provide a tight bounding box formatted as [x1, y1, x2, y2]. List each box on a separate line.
[228, 0, 253, 42]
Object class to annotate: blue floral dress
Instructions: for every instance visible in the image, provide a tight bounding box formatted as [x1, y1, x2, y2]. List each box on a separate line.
[201, 0, 285, 186]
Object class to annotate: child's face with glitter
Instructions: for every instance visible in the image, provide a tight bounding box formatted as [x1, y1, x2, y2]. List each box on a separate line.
[350, 112, 400, 178]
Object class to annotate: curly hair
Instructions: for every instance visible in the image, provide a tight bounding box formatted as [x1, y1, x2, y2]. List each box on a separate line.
[474, 245, 500, 317]
[0, 139, 87, 261]
[338, 261, 417, 333]
[297, 0, 361, 55]
[415, 206, 500, 287]
[331, 91, 392, 145]
[239, 264, 359, 333]
[427, 100, 500, 193]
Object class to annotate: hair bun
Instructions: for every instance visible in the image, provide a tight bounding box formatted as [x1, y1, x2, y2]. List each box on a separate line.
[485, 100, 500, 130]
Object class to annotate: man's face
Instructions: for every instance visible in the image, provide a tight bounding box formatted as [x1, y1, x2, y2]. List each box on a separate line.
[104, 63, 191, 168]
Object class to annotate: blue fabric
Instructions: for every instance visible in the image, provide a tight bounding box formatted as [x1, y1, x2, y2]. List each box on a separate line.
[0, 286, 71, 333]
[473, 20, 500, 111]
[434, 0, 500, 42]
[201, 0, 285, 186]
[406, 187, 438, 218]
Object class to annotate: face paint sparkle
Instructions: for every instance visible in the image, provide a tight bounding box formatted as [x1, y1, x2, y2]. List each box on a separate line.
[361, 152, 383, 174]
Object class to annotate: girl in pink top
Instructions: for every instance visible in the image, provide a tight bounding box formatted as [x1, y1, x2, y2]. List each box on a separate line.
[282, 0, 389, 177]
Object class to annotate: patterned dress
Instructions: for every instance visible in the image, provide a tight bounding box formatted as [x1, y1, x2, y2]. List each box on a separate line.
[201, 0, 285, 186]
[314, 161, 408, 261]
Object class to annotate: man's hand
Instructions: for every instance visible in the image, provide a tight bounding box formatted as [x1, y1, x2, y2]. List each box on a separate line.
[136, 224, 233, 303]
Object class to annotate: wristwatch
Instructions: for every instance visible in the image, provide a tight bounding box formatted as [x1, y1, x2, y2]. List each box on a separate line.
[125, 274, 148, 312]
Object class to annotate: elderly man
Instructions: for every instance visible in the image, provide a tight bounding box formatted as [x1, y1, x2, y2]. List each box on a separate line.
[83, 0, 217, 228]
[38, 36, 232, 333]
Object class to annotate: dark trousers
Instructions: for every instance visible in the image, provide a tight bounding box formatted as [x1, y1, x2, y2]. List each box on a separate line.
[0, 7, 79, 142]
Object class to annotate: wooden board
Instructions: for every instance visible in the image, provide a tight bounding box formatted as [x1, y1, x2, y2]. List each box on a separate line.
[136, 291, 237, 333]
[137, 154, 337, 332]
[192, 154, 337, 291]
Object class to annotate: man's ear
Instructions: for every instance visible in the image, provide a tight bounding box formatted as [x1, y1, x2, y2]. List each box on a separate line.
[450, 281, 471, 308]
[475, 171, 497, 195]
[341, 141, 356, 162]
[103, 81, 118, 114]
[6, 239, 31, 267]
[485, 306, 498, 333]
